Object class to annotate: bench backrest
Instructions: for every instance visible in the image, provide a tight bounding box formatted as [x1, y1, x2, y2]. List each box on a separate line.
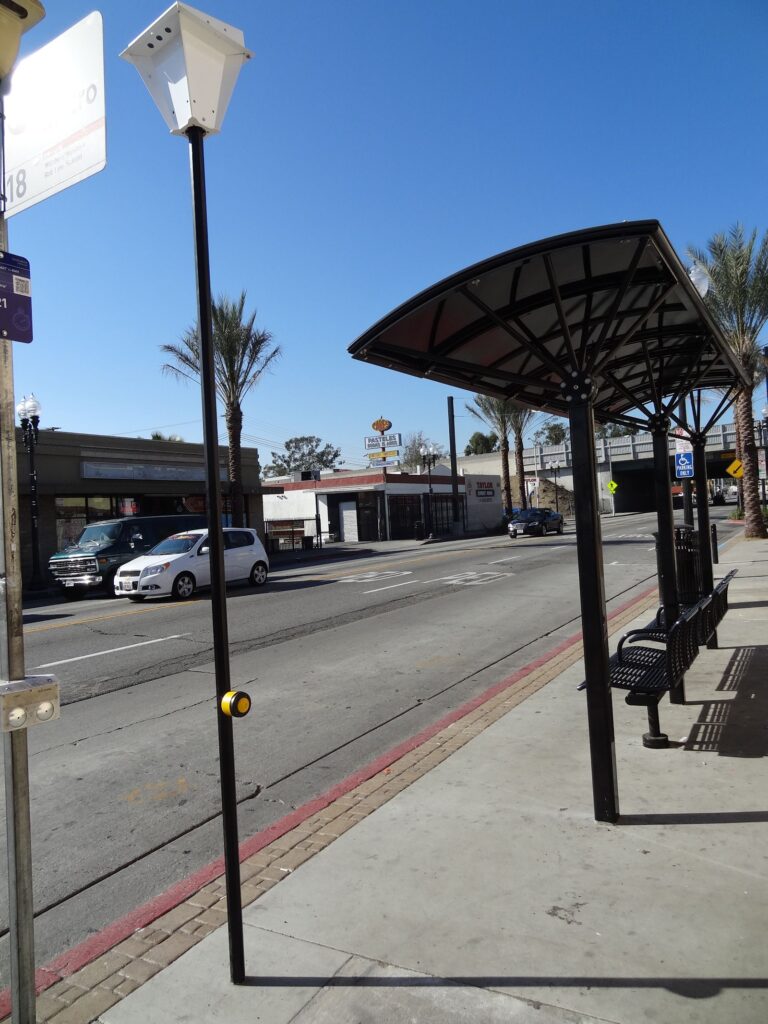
[665, 615, 695, 686]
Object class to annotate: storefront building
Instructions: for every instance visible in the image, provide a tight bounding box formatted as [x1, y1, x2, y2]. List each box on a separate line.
[262, 467, 502, 546]
[14, 429, 278, 585]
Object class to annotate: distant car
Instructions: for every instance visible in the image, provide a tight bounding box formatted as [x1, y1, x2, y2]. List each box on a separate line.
[114, 528, 269, 601]
[508, 508, 564, 538]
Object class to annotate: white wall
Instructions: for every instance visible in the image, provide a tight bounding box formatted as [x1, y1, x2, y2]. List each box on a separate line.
[464, 473, 502, 531]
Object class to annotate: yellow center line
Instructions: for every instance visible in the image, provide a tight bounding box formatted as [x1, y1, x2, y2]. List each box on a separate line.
[25, 600, 200, 633]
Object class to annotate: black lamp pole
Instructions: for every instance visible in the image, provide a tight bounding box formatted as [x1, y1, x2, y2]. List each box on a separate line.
[186, 125, 244, 984]
[420, 447, 437, 534]
[18, 406, 42, 590]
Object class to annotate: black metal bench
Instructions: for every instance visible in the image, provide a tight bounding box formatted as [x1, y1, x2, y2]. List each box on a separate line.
[654, 568, 738, 634]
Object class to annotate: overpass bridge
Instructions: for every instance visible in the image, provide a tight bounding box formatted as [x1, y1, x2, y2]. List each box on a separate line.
[524, 421, 749, 513]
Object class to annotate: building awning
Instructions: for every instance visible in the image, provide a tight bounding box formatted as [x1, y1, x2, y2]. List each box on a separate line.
[349, 221, 748, 426]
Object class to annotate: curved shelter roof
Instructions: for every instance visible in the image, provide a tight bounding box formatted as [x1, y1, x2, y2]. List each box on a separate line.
[349, 221, 748, 425]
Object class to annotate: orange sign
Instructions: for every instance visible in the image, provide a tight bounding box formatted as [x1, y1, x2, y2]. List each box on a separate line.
[371, 418, 392, 433]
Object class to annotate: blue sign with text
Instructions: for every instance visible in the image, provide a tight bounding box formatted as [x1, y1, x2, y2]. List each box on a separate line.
[0, 251, 32, 343]
[675, 452, 694, 479]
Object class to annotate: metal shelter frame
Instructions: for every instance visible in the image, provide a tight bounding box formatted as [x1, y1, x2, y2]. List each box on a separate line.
[349, 220, 749, 823]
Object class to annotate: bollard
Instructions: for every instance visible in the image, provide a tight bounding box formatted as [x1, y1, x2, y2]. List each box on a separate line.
[711, 523, 719, 564]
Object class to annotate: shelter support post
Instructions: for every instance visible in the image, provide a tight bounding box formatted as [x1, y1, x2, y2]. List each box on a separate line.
[567, 385, 619, 823]
[650, 415, 681, 701]
[692, 434, 717, 649]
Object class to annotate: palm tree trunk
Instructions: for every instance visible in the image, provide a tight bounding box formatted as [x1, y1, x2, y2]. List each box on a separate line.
[734, 416, 744, 514]
[500, 436, 512, 515]
[514, 429, 527, 509]
[226, 403, 245, 527]
[735, 388, 766, 538]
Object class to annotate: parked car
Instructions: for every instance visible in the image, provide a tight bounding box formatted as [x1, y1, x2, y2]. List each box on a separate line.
[508, 507, 564, 538]
[49, 514, 206, 599]
[114, 528, 269, 601]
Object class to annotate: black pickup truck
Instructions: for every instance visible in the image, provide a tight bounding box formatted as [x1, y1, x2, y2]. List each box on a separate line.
[507, 507, 564, 538]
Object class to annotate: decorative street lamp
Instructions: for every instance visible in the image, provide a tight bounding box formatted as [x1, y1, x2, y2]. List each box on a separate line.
[546, 459, 561, 514]
[122, 4, 252, 984]
[16, 394, 43, 589]
[420, 444, 437, 535]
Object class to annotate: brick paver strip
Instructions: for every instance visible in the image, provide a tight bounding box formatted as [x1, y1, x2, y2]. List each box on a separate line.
[0, 585, 659, 1023]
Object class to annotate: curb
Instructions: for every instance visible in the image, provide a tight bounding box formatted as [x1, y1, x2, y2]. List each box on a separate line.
[0, 582, 660, 1023]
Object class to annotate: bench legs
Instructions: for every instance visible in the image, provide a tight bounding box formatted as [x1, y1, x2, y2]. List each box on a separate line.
[643, 702, 669, 749]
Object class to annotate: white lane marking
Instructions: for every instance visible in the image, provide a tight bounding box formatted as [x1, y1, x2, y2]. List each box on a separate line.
[30, 634, 192, 670]
[363, 580, 419, 594]
[342, 570, 413, 583]
[487, 556, 521, 564]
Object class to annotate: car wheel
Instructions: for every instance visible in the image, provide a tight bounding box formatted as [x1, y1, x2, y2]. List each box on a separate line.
[104, 571, 120, 597]
[250, 561, 268, 587]
[557, 521, 564, 534]
[541, 524, 547, 536]
[128, 595, 145, 602]
[172, 572, 196, 600]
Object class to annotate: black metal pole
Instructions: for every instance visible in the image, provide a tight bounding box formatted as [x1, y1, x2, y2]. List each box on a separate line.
[26, 426, 41, 589]
[692, 433, 717, 649]
[554, 466, 559, 514]
[447, 396, 460, 528]
[186, 125, 244, 984]
[567, 386, 619, 823]
[650, 416, 680, 634]
[427, 463, 433, 535]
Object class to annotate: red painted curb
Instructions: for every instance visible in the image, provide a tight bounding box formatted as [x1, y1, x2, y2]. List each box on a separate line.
[0, 582, 657, 1015]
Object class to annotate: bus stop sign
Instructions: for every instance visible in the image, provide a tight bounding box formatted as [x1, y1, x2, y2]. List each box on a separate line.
[0, 251, 32, 342]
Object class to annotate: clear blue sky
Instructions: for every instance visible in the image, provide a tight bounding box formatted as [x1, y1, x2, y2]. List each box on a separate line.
[8, 0, 768, 468]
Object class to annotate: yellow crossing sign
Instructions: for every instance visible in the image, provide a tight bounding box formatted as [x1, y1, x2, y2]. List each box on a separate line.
[725, 458, 744, 479]
[607, 480, 618, 495]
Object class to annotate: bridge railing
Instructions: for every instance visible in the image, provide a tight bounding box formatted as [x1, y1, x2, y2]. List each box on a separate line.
[524, 421, 741, 473]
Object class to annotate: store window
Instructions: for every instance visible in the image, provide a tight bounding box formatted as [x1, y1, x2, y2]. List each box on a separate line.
[54, 495, 139, 550]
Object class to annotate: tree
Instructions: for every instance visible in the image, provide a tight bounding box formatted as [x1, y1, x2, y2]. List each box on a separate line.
[467, 397, 536, 511]
[162, 291, 279, 527]
[464, 430, 499, 456]
[531, 420, 569, 447]
[400, 431, 446, 473]
[595, 422, 637, 439]
[688, 225, 768, 539]
[263, 436, 341, 476]
[150, 431, 184, 442]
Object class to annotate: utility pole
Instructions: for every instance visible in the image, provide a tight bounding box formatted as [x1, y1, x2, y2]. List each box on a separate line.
[447, 397, 460, 532]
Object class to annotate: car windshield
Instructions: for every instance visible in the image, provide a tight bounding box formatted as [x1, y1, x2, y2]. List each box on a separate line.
[74, 522, 123, 548]
[514, 510, 545, 521]
[149, 534, 199, 555]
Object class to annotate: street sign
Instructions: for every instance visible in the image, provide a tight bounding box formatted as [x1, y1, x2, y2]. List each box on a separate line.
[364, 433, 401, 450]
[675, 452, 694, 479]
[4, 12, 106, 218]
[0, 251, 32, 342]
[607, 480, 618, 495]
[367, 449, 398, 460]
[725, 458, 744, 479]
[674, 432, 693, 454]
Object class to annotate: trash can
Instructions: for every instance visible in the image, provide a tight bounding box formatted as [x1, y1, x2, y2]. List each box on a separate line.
[414, 521, 425, 540]
[301, 536, 314, 551]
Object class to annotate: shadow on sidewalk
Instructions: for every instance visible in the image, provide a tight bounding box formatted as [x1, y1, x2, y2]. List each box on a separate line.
[239, 975, 768, 997]
[683, 645, 768, 758]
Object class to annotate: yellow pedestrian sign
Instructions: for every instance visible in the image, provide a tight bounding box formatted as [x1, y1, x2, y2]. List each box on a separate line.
[725, 458, 744, 479]
[607, 480, 618, 495]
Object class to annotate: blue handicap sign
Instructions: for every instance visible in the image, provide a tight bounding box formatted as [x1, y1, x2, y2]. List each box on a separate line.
[675, 452, 694, 478]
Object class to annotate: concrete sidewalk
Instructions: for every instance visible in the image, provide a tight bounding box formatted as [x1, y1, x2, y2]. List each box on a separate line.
[12, 538, 767, 1024]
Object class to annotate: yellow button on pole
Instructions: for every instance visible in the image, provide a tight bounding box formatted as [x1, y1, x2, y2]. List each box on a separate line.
[221, 691, 251, 718]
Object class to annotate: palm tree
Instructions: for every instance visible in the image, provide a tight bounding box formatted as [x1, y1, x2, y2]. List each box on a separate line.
[162, 291, 279, 527]
[467, 396, 537, 512]
[688, 225, 768, 539]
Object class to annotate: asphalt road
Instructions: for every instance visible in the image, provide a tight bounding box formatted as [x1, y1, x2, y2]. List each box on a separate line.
[0, 508, 740, 985]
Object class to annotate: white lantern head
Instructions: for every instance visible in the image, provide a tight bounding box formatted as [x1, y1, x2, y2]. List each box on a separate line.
[688, 262, 710, 299]
[120, 2, 252, 136]
[16, 393, 41, 420]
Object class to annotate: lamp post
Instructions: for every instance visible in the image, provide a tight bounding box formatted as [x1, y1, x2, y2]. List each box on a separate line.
[122, 4, 252, 984]
[547, 460, 561, 514]
[15, 395, 42, 590]
[420, 444, 437, 535]
[761, 402, 768, 508]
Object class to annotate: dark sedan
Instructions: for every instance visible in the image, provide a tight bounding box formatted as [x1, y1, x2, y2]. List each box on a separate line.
[508, 508, 564, 538]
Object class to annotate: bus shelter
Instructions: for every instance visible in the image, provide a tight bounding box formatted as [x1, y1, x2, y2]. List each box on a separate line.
[349, 220, 748, 823]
